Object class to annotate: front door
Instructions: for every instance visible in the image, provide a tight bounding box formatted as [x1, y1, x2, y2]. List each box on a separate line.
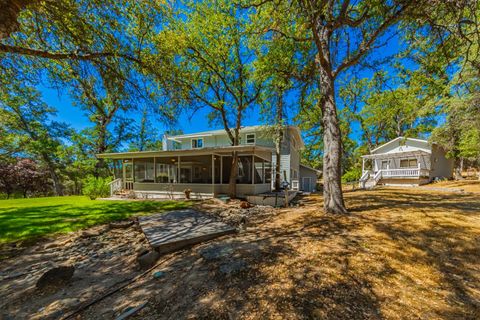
[123, 162, 134, 190]
[302, 177, 311, 192]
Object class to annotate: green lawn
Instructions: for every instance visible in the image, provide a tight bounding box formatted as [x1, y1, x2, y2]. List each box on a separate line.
[0, 196, 191, 244]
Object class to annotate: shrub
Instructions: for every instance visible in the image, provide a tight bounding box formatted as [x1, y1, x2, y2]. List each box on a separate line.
[82, 176, 112, 200]
[342, 167, 362, 183]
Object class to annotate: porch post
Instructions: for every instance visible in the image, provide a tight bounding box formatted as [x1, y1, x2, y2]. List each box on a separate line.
[252, 155, 255, 184]
[153, 157, 156, 183]
[212, 154, 215, 192]
[220, 156, 223, 184]
[177, 156, 180, 183]
[362, 157, 365, 175]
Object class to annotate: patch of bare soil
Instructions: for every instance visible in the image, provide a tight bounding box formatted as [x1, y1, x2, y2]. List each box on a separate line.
[0, 219, 148, 319]
[2, 188, 480, 319]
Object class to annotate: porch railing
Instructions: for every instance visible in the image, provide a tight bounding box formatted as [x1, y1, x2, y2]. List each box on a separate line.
[109, 178, 122, 196]
[359, 171, 371, 189]
[380, 168, 430, 178]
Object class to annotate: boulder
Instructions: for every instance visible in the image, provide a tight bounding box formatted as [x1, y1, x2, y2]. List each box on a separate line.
[36, 265, 75, 289]
[137, 250, 159, 269]
[109, 221, 134, 229]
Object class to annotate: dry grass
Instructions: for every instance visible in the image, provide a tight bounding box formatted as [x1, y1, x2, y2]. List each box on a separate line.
[424, 180, 480, 193]
[103, 186, 479, 320]
[3, 187, 480, 319]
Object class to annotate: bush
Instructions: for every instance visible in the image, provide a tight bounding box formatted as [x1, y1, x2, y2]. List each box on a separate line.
[82, 176, 112, 200]
[342, 167, 362, 183]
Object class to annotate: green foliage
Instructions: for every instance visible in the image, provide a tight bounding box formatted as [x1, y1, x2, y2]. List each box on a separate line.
[341, 167, 362, 183]
[82, 176, 113, 200]
[0, 196, 192, 244]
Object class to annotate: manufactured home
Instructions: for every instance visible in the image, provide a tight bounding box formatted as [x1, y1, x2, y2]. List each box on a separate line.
[98, 126, 319, 199]
[360, 137, 454, 188]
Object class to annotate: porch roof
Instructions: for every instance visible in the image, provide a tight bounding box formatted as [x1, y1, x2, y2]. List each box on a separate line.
[361, 150, 430, 160]
[96, 145, 274, 162]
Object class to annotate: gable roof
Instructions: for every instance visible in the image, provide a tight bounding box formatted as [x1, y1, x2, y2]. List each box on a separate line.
[370, 137, 430, 153]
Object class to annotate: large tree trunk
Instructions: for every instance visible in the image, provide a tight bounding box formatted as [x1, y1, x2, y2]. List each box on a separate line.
[318, 59, 347, 214]
[228, 151, 239, 198]
[454, 157, 465, 180]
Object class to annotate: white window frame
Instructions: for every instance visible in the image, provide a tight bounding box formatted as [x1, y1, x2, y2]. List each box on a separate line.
[191, 138, 204, 149]
[400, 158, 418, 168]
[245, 133, 256, 145]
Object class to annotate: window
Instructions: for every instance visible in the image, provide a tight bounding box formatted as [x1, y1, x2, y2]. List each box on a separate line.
[134, 158, 154, 183]
[245, 133, 255, 145]
[191, 138, 203, 149]
[254, 157, 264, 184]
[400, 158, 418, 168]
[237, 156, 252, 184]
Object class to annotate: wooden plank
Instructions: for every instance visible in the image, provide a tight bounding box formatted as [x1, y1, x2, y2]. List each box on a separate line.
[139, 209, 236, 254]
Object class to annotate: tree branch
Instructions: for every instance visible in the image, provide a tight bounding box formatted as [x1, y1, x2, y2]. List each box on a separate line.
[0, 43, 142, 64]
[333, 3, 412, 78]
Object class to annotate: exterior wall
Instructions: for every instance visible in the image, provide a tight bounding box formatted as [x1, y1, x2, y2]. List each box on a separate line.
[374, 154, 431, 171]
[379, 178, 430, 186]
[163, 126, 303, 191]
[133, 182, 270, 198]
[172, 129, 276, 150]
[429, 145, 454, 179]
[299, 166, 318, 192]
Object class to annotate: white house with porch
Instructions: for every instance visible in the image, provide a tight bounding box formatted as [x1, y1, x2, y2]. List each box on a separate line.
[360, 137, 454, 188]
[98, 125, 319, 199]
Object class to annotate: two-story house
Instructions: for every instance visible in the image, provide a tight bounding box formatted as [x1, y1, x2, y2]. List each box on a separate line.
[98, 125, 319, 199]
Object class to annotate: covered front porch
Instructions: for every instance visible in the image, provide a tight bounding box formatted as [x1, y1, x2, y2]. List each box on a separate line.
[98, 146, 273, 199]
[361, 150, 431, 187]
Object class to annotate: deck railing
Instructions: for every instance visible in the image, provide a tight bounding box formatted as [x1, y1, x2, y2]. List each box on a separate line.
[380, 168, 429, 178]
[109, 178, 122, 196]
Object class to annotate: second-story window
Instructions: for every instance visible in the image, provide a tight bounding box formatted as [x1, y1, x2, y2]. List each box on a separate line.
[191, 138, 203, 149]
[245, 133, 255, 145]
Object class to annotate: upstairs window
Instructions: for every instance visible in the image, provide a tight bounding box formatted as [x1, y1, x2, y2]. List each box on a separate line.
[191, 138, 203, 149]
[245, 133, 256, 145]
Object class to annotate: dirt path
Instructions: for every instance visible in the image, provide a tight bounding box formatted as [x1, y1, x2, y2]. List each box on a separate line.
[1, 187, 479, 319]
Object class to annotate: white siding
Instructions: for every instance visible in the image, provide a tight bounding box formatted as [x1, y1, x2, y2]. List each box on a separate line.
[373, 138, 431, 155]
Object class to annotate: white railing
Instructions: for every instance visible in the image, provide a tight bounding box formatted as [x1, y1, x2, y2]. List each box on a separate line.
[380, 168, 430, 178]
[359, 171, 370, 189]
[373, 171, 382, 183]
[109, 178, 122, 196]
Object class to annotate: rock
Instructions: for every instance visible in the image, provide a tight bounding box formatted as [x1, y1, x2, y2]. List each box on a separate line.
[81, 230, 100, 238]
[137, 251, 159, 269]
[36, 265, 75, 289]
[240, 201, 252, 209]
[109, 220, 134, 229]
